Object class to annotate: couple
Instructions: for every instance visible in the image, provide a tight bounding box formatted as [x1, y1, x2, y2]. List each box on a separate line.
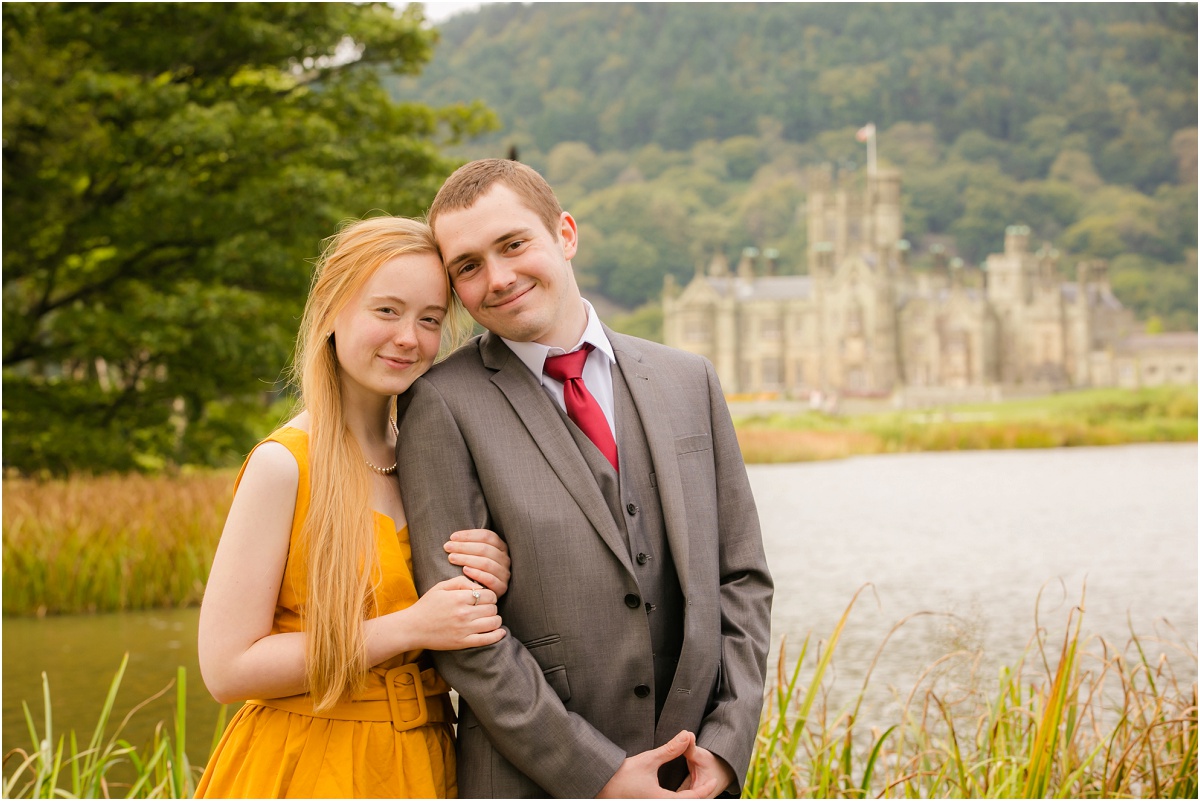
[196, 159, 773, 798]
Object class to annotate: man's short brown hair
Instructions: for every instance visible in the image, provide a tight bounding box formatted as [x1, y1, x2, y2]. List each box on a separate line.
[428, 159, 563, 239]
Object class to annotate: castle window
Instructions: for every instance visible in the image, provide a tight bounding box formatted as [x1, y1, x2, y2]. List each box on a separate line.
[761, 318, 781, 341]
[739, 362, 753, 392]
[763, 358, 783, 390]
[685, 316, 709, 343]
[847, 304, 863, 336]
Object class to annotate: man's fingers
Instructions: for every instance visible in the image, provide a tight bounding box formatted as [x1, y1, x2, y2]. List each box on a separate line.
[462, 566, 507, 596]
[448, 552, 505, 575]
[644, 731, 695, 768]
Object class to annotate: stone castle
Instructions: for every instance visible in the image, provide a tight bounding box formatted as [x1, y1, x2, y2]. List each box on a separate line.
[662, 169, 1197, 402]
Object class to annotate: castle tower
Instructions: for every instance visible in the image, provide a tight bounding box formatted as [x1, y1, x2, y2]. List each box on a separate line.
[986, 225, 1033, 307]
[870, 169, 903, 249]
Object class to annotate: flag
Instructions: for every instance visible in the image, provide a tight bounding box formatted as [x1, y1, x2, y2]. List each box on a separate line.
[856, 123, 875, 142]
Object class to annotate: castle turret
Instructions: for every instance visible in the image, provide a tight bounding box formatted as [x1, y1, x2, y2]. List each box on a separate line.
[763, 248, 779, 276]
[708, 251, 730, 278]
[737, 247, 759, 281]
[1005, 225, 1030, 255]
[987, 225, 1034, 306]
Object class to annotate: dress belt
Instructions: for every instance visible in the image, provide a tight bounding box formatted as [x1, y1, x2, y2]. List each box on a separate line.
[247, 663, 454, 733]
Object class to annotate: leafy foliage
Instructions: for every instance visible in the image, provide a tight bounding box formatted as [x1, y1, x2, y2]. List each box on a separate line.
[2, 2, 496, 474]
[395, 3, 1196, 332]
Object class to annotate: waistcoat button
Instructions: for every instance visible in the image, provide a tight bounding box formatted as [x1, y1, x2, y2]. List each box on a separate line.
[634, 684, 650, 698]
[624, 593, 640, 608]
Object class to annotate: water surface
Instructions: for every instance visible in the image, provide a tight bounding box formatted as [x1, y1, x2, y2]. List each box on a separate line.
[4, 443, 1196, 763]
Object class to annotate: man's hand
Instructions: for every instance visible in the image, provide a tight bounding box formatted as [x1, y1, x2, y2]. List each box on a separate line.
[597, 731, 720, 799]
[678, 742, 736, 799]
[444, 528, 510, 596]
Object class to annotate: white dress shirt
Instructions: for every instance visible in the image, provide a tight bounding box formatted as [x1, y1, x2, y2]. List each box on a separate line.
[500, 298, 617, 440]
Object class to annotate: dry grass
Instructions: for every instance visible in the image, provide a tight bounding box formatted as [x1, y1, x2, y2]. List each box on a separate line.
[2, 471, 234, 616]
[735, 385, 1197, 464]
[736, 428, 883, 463]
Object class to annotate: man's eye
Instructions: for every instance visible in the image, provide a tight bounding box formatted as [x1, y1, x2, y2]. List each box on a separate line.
[506, 240, 524, 252]
[457, 262, 478, 277]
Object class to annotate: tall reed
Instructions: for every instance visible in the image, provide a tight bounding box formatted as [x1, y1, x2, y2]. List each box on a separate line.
[2, 655, 206, 799]
[745, 589, 1198, 798]
[2, 472, 234, 616]
[4, 596, 1194, 798]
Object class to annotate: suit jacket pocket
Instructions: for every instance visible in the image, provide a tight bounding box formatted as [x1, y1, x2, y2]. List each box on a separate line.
[675, 433, 712, 455]
[523, 634, 571, 703]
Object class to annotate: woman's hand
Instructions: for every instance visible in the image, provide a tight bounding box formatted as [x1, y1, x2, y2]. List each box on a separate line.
[444, 528, 511, 597]
[404, 575, 505, 651]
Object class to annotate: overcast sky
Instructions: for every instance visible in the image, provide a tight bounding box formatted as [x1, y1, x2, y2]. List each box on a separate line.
[416, 2, 486, 24]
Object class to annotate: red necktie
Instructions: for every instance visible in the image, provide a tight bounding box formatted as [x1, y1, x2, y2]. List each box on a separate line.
[543, 344, 619, 471]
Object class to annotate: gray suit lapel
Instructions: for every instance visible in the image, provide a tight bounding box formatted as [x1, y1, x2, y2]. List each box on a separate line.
[608, 329, 691, 597]
[481, 333, 633, 572]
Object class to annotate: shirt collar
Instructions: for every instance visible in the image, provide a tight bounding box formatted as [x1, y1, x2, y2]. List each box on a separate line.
[502, 298, 615, 379]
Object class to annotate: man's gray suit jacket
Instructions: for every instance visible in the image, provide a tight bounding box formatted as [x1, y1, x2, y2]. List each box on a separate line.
[397, 326, 773, 798]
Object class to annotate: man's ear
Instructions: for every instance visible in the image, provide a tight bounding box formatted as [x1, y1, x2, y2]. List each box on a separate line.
[558, 211, 579, 260]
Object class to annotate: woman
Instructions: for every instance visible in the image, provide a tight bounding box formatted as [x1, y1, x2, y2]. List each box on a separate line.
[196, 217, 506, 798]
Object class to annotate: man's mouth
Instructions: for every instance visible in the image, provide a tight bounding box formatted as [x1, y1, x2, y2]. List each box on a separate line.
[487, 284, 533, 310]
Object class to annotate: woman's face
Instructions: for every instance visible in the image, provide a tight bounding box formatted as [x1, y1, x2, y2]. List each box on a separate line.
[331, 251, 447, 401]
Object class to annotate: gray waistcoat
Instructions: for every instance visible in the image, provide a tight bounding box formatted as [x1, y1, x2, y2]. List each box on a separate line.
[555, 359, 686, 720]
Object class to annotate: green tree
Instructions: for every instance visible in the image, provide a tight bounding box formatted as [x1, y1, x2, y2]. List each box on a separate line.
[2, 2, 495, 474]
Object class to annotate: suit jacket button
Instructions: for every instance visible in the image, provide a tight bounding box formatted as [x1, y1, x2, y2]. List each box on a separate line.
[636, 552, 649, 565]
[626, 502, 638, 515]
[634, 684, 651, 698]
[624, 593, 640, 608]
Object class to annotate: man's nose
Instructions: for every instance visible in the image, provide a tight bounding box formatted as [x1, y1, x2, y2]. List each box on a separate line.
[484, 257, 517, 293]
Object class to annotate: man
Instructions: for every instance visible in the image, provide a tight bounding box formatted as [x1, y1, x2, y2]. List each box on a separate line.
[397, 159, 772, 798]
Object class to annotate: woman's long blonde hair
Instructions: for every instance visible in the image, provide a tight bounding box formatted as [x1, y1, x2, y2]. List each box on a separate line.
[289, 216, 471, 710]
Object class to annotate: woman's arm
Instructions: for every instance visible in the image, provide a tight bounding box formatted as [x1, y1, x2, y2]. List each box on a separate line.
[198, 445, 507, 705]
[197, 442, 308, 704]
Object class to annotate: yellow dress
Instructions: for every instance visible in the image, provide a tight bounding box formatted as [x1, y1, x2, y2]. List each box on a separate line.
[195, 428, 457, 799]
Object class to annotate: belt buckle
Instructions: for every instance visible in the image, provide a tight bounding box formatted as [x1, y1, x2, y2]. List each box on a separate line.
[384, 664, 428, 733]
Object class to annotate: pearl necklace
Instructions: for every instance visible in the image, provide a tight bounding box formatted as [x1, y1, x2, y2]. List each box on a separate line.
[364, 416, 400, 475]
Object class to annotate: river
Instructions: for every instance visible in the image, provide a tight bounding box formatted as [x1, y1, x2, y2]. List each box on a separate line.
[4, 443, 1196, 765]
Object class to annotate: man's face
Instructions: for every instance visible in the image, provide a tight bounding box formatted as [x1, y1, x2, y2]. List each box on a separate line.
[435, 183, 582, 348]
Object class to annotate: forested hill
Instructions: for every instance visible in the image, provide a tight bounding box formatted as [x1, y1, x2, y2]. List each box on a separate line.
[392, 2, 1197, 331]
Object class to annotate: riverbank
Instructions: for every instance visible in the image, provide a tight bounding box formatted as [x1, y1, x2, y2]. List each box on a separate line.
[4, 597, 1195, 798]
[734, 384, 1197, 463]
[3, 386, 1195, 617]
